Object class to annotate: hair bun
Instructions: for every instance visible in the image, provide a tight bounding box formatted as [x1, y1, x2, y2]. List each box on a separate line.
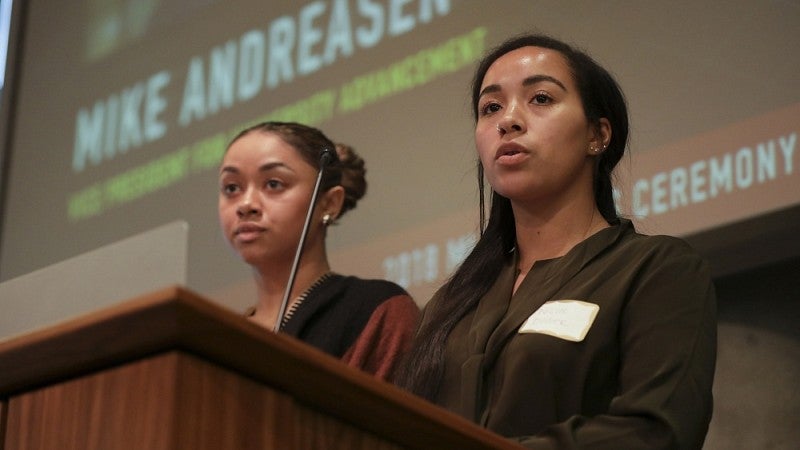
[334, 143, 367, 217]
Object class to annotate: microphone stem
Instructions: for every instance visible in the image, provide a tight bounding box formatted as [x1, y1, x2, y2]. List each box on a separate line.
[273, 165, 327, 333]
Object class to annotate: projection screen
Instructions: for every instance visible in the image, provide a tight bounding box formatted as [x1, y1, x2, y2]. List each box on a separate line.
[1, 0, 798, 313]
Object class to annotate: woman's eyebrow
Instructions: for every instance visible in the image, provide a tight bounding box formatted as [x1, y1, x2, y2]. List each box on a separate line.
[219, 161, 292, 176]
[479, 74, 568, 99]
[523, 74, 567, 91]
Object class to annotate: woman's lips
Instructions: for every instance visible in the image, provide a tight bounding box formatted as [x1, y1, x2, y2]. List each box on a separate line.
[234, 223, 265, 242]
[495, 143, 529, 165]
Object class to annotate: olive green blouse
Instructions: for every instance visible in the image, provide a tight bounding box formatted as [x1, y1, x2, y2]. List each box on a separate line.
[427, 220, 716, 449]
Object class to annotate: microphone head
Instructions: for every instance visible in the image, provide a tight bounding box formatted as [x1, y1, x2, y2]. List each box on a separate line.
[319, 147, 338, 166]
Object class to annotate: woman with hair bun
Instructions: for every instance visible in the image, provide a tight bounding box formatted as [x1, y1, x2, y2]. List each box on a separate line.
[218, 121, 419, 381]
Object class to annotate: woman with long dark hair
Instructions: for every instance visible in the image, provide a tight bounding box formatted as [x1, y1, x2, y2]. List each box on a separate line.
[396, 34, 716, 449]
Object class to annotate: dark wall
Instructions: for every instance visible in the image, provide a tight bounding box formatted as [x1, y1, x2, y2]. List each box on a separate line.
[705, 255, 800, 449]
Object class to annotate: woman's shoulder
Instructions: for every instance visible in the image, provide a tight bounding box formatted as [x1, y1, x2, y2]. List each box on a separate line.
[330, 274, 413, 304]
[332, 275, 420, 325]
[609, 221, 712, 279]
[618, 220, 701, 258]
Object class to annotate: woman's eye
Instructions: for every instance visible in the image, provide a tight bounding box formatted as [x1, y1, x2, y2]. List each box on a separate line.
[222, 183, 239, 195]
[265, 179, 283, 190]
[480, 102, 502, 116]
[532, 93, 552, 105]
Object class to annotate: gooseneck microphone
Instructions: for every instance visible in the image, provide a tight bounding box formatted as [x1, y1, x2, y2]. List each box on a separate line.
[319, 147, 336, 166]
[273, 147, 338, 332]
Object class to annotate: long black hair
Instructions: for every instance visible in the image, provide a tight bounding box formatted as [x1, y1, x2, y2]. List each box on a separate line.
[395, 34, 629, 400]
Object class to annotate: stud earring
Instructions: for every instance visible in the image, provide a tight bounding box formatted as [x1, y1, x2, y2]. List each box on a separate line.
[322, 214, 332, 226]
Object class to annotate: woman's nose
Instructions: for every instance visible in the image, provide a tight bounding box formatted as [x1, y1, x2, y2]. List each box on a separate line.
[496, 104, 525, 136]
[236, 189, 261, 218]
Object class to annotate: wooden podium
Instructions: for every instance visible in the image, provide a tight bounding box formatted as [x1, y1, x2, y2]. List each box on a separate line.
[0, 286, 523, 450]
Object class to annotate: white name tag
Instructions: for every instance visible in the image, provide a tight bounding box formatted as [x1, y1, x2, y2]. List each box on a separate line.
[519, 300, 599, 342]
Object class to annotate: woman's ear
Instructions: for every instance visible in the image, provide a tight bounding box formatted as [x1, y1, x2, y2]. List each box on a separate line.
[319, 185, 345, 222]
[587, 118, 612, 155]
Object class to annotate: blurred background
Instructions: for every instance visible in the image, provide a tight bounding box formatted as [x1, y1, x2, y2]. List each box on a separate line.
[1, 1, 797, 447]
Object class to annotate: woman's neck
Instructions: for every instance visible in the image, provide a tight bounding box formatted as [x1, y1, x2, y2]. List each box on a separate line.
[512, 201, 608, 275]
[248, 257, 331, 330]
